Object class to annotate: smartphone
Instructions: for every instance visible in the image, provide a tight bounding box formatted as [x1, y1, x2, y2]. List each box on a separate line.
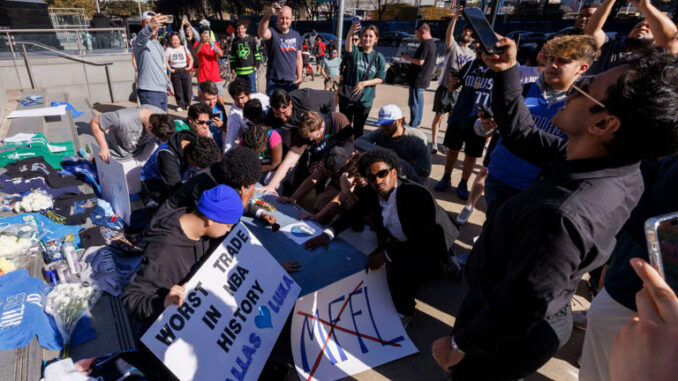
[352, 16, 361, 24]
[645, 212, 678, 292]
[462, 7, 503, 54]
[476, 103, 494, 118]
[279, 0, 286, 7]
[165, 15, 174, 24]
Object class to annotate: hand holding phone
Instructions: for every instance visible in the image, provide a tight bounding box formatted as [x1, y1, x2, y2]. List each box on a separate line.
[462, 7, 502, 54]
[476, 103, 494, 119]
[645, 212, 678, 293]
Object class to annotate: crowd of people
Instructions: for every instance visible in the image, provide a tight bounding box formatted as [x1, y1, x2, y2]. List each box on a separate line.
[96, 1, 678, 379]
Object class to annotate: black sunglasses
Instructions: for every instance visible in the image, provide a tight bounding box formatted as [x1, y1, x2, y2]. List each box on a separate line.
[366, 168, 391, 183]
[195, 120, 210, 125]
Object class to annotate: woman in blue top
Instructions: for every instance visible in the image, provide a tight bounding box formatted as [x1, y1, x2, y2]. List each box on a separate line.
[340, 23, 386, 138]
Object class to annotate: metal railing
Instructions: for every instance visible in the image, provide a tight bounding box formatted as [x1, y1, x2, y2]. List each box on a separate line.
[1, 27, 129, 58]
[13, 40, 115, 103]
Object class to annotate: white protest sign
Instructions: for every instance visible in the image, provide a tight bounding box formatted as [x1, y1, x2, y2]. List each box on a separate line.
[279, 220, 324, 245]
[94, 152, 131, 225]
[291, 268, 418, 381]
[141, 223, 301, 381]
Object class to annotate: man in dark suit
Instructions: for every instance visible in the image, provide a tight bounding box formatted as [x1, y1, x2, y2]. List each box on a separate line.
[304, 148, 460, 320]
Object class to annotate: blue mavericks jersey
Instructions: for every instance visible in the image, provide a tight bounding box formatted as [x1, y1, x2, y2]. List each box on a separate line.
[489, 82, 567, 190]
[449, 59, 494, 130]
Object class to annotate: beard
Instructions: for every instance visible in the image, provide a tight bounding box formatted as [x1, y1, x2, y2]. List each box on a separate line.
[625, 37, 654, 52]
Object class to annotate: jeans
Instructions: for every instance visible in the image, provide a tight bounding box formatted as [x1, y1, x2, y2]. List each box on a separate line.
[408, 87, 425, 128]
[238, 72, 257, 93]
[266, 78, 297, 96]
[137, 89, 168, 111]
[484, 173, 521, 220]
[170, 69, 192, 109]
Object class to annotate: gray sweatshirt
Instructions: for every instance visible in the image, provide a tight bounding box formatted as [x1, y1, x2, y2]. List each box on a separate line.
[355, 126, 431, 179]
[134, 24, 170, 92]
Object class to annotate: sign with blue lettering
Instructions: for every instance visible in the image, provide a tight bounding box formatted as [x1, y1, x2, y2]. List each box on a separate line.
[141, 223, 301, 381]
[291, 269, 418, 380]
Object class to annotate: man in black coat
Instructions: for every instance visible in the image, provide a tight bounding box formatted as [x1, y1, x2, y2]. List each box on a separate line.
[304, 148, 460, 319]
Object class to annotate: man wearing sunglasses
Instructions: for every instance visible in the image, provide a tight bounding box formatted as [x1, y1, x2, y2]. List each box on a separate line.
[304, 148, 460, 323]
[483, 35, 599, 219]
[431, 40, 678, 379]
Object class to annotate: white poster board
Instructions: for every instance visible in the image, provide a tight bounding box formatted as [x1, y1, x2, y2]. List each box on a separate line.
[94, 153, 132, 225]
[7, 105, 66, 118]
[141, 223, 301, 381]
[291, 268, 418, 381]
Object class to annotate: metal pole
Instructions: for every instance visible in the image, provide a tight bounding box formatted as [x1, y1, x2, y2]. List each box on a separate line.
[21, 44, 36, 89]
[489, 0, 500, 27]
[138, 0, 143, 18]
[104, 64, 115, 102]
[95, 0, 100, 13]
[337, 0, 345, 51]
[7, 32, 15, 59]
[416, 0, 422, 28]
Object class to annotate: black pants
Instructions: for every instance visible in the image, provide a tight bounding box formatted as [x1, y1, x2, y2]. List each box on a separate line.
[386, 248, 440, 316]
[170, 68, 193, 109]
[340, 102, 371, 139]
[451, 304, 572, 381]
[141, 178, 169, 204]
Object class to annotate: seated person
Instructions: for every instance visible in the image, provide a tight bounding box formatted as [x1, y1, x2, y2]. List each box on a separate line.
[122, 185, 244, 325]
[240, 99, 283, 185]
[90, 105, 169, 163]
[277, 144, 352, 222]
[198, 80, 227, 147]
[297, 152, 366, 225]
[174, 103, 214, 138]
[305, 148, 460, 320]
[141, 130, 221, 204]
[225, 77, 270, 151]
[258, 111, 353, 195]
[355, 104, 431, 183]
[161, 146, 276, 227]
[264, 88, 336, 147]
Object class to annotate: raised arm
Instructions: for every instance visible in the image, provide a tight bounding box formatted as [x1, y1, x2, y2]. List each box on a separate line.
[445, 6, 463, 50]
[632, 0, 678, 52]
[482, 37, 566, 165]
[258, 3, 278, 41]
[584, 0, 616, 48]
[345, 22, 359, 52]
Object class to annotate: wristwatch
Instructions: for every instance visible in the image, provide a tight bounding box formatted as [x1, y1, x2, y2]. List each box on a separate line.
[450, 335, 465, 354]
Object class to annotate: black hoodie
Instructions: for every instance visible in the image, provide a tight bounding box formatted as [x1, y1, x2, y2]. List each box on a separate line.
[121, 207, 222, 321]
[157, 130, 196, 188]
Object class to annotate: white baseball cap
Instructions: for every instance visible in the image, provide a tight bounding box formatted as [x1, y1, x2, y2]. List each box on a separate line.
[142, 11, 156, 20]
[376, 104, 403, 125]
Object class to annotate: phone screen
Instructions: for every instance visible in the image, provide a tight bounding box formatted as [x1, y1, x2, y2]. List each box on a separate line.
[657, 217, 678, 292]
[463, 7, 502, 54]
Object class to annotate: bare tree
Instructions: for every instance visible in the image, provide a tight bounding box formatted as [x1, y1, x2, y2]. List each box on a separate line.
[366, 0, 401, 20]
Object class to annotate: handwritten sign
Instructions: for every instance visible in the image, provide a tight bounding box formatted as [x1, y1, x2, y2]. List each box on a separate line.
[141, 223, 301, 381]
[291, 268, 418, 381]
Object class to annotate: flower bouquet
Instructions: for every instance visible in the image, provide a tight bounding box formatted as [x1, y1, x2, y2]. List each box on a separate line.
[44, 283, 95, 358]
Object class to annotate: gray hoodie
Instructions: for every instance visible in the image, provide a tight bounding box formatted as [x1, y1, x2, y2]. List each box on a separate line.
[134, 24, 170, 93]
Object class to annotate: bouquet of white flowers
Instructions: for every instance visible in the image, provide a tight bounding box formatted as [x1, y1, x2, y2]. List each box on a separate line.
[14, 189, 53, 213]
[44, 283, 95, 358]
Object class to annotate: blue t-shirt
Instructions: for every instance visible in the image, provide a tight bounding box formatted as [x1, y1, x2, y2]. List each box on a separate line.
[449, 59, 494, 130]
[0, 213, 82, 248]
[488, 82, 567, 190]
[0, 269, 61, 350]
[266, 26, 301, 82]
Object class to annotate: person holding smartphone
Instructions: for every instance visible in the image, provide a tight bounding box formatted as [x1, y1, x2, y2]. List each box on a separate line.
[258, 2, 303, 96]
[431, 37, 678, 380]
[194, 26, 225, 105]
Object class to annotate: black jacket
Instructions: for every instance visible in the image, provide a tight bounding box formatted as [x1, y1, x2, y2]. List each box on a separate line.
[157, 130, 196, 188]
[121, 207, 222, 321]
[452, 65, 644, 359]
[331, 179, 458, 263]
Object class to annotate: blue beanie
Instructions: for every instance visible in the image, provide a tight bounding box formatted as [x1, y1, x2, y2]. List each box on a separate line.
[197, 185, 244, 224]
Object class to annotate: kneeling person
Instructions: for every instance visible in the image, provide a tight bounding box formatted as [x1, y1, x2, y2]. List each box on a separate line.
[122, 185, 244, 325]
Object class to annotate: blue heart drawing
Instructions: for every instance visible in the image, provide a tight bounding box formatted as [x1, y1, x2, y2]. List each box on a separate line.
[254, 306, 273, 329]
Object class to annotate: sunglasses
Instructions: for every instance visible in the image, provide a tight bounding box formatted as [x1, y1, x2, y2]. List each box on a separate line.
[365, 168, 391, 183]
[195, 120, 210, 125]
[566, 76, 606, 109]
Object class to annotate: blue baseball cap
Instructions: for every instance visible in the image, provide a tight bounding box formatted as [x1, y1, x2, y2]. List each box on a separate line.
[197, 185, 244, 224]
[376, 104, 403, 126]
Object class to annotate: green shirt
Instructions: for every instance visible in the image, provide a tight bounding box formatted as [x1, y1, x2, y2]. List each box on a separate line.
[343, 48, 386, 108]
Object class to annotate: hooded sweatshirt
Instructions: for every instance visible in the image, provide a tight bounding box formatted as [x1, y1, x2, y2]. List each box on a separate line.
[141, 130, 197, 188]
[121, 207, 222, 321]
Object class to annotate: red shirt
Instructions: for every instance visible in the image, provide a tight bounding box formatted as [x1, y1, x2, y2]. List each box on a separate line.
[315, 41, 326, 57]
[193, 41, 221, 83]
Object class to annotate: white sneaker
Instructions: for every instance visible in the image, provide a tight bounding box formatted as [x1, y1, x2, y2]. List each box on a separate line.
[176, 107, 184, 112]
[456, 206, 474, 225]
